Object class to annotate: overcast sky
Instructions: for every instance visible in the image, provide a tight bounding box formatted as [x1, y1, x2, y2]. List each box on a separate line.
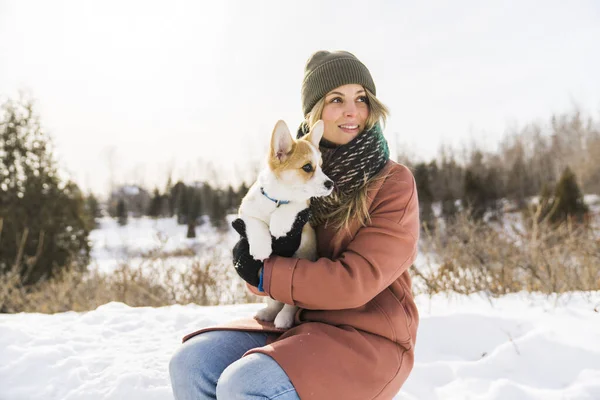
[1, 0, 599, 196]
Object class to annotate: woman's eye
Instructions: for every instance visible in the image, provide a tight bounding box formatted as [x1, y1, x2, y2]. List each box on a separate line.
[302, 163, 313, 173]
[357, 96, 368, 103]
[330, 97, 342, 103]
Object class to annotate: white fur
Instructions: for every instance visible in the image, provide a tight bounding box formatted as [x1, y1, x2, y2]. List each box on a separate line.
[238, 120, 332, 329]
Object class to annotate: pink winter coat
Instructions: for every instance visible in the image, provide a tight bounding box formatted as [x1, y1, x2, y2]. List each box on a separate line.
[183, 160, 420, 400]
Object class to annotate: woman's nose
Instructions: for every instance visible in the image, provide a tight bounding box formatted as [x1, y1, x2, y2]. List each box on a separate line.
[344, 102, 357, 117]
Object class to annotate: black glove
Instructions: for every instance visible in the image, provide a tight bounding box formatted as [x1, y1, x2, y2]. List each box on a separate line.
[231, 219, 263, 287]
[231, 208, 311, 287]
[271, 208, 311, 257]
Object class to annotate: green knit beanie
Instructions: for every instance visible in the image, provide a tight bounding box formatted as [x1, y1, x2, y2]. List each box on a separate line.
[301, 50, 376, 116]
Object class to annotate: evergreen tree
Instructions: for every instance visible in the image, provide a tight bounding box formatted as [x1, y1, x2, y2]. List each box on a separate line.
[441, 190, 457, 223]
[237, 182, 250, 208]
[535, 182, 555, 223]
[164, 176, 173, 216]
[170, 180, 186, 218]
[176, 183, 190, 225]
[462, 157, 503, 221]
[147, 188, 163, 218]
[84, 193, 101, 229]
[436, 152, 463, 204]
[549, 166, 588, 224]
[506, 149, 530, 210]
[484, 166, 503, 220]
[186, 187, 202, 238]
[116, 199, 128, 226]
[413, 162, 435, 231]
[426, 161, 440, 201]
[186, 222, 196, 238]
[210, 190, 228, 230]
[463, 169, 487, 220]
[201, 184, 214, 223]
[226, 185, 237, 213]
[0, 97, 91, 286]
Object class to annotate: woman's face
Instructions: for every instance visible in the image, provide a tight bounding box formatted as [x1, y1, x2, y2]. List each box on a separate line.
[321, 84, 369, 145]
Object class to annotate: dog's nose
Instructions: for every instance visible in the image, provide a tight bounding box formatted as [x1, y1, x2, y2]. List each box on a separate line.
[324, 180, 333, 190]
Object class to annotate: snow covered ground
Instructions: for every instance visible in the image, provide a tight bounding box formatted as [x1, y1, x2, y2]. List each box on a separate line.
[2, 204, 599, 400]
[89, 216, 238, 275]
[1, 292, 599, 400]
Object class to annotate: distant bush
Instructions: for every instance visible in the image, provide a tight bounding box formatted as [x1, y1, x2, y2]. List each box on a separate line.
[412, 208, 600, 297]
[537, 166, 589, 225]
[0, 233, 259, 313]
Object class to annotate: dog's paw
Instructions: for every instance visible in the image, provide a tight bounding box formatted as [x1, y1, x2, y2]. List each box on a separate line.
[248, 240, 271, 261]
[274, 311, 295, 329]
[269, 220, 292, 239]
[255, 307, 278, 322]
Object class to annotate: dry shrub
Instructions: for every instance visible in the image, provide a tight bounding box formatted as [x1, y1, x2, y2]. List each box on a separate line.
[412, 209, 600, 297]
[141, 246, 197, 259]
[1, 236, 261, 313]
[160, 247, 258, 306]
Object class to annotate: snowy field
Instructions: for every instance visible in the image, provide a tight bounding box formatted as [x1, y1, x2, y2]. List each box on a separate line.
[1, 293, 600, 400]
[89, 215, 239, 275]
[1, 205, 600, 400]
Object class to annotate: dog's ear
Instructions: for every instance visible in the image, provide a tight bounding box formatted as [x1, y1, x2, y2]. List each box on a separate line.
[305, 120, 324, 148]
[270, 120, 293, 163]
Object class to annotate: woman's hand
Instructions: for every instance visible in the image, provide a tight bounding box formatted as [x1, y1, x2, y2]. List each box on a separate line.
[231, 219, 264, 288]
[270, 208, 311, 257]
[231, 208, 311, 288]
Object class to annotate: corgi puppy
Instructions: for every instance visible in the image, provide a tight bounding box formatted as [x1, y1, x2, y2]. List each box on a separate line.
[238, 119, 333, 329]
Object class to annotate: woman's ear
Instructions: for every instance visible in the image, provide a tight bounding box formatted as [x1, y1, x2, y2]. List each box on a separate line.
[305, 120, 324, 147]
[270, 120, 293, 162]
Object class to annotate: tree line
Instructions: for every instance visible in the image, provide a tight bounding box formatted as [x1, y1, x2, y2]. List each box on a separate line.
[409, 110, 598, 229]
[1, 95, 597, 297]
[107, 180, 249, 237]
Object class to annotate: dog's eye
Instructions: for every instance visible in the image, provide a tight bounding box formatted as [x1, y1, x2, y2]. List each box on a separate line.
[302, 163, 313, 173]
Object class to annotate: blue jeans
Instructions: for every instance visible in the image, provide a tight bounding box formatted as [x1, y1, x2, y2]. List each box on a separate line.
[169, 330, 300, 400]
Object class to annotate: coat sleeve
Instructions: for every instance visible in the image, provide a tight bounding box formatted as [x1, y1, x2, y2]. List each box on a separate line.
[246, 282, 267, 297]
[262, 169, 420, 310]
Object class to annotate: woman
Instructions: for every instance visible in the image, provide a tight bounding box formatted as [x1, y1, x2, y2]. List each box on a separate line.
[169, 50, 420, 400]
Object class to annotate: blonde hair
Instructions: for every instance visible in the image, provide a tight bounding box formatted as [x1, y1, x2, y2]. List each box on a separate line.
[316, 172, 389, 232]
[305, 87, 390, 232]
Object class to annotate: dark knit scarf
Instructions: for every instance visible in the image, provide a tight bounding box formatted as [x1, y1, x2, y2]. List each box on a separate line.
[297, 122, 390, 226]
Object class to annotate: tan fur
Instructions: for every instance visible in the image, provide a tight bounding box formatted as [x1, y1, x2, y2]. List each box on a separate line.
[296, 221, 317, 260]
[268, 133, 319, 183]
